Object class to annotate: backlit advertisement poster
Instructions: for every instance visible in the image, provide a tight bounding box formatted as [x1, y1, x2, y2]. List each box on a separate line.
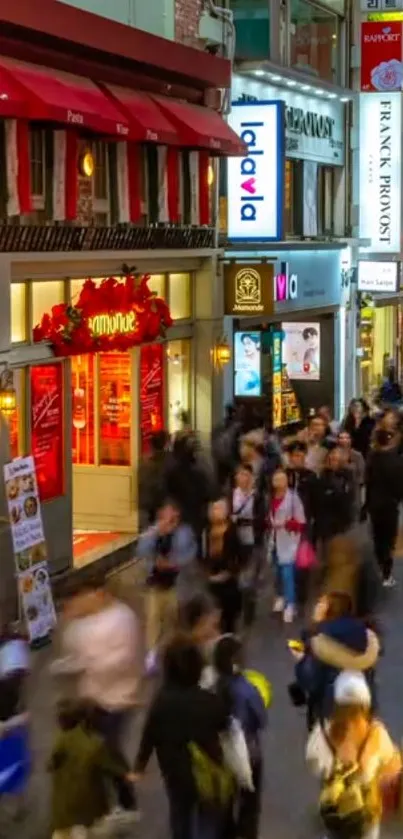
[281, 322, 321, 381]
[361, 21, 402, 92]
[31, 364, 64, 501]
[234, 331, 262, 397]
[272, 332, 283, 429]
[140, 343, 164, 454]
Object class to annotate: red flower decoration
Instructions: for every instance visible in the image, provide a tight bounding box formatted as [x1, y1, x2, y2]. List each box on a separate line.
[33, 273, 172, 357]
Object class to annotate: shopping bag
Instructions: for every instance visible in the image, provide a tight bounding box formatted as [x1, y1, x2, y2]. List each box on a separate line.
[295, 540, 317, 571]
[220, 717, 254, 791]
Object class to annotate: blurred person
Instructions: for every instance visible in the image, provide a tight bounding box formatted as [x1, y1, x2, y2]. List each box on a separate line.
[133, 635, 232, 839]
[379, 367, 402, 406]
[138, 430, 169, 527]
[212, 404, 242, 492]
[306, 671, 401, 839]
[342, 399, 374, 460]
[54, 577, 139, 814]
[315, 446, 354, 544]
[320, 535, 381, 626]
[293, 592, 380, 728]
[366, 428, 403, 587]
[180, 593, 221, 657]
[304, 414, 328, 475]
[213, 635, 267, 839]
[165, 434, 214, 544]
[375, 408, 402, 452]
[338, 430, 365, 520]
[318, 405, 339, 437]
[203, 499, 243, 634]
[285, 441, 318, 531]
[49, 700, 136, 839]
[269, 468, 306, 624]
[137, 501, 197, 673]
[232, 463, 266, 626]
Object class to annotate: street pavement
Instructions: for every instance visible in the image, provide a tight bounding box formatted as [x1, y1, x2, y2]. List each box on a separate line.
[10, 553, 403, 839]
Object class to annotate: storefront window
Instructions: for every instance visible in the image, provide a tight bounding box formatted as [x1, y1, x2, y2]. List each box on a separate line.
[32, 281, 64, 331]
[290, 0, 339, 84]
[99, 352, 131, 466]
[31, 364, 64, 501]
[140, 343, 164, 454]
[167, 340, 191, 433]
[231, 0, 270, 61]
[72, 355, 95, 465]
[360, 306, 396, 403]
[148, 275, 166, 299]
[11, 284, 27, 343]
[9, 369, 26, 459]
[169, 274, 191, 320]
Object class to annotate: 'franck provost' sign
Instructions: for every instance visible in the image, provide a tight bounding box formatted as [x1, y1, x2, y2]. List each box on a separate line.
[232, 76, 345, 166]
[359, 92, 402, 253]
[227, 101, 284, 241]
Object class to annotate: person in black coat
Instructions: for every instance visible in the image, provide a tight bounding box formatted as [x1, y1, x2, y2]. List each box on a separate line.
[134, 635, 231, 839]
[286, 441, 318, 531]
[342, 399, 374, 460]
[165, 435, 214, 545]
[366, 428, 403, 586]
[203, 499, 244, 634]
[315, 446, 354, 544]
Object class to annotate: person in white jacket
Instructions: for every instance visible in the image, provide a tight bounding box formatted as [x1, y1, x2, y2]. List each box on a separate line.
[55, 578, 140, 816]
[269, 468, 305, 623]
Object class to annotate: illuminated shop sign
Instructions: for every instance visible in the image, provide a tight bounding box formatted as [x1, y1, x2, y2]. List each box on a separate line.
[362, 0, 403, 12]
[89, 312, 136, 337]
[274, 263, 298, 302]
[359, 92, 402, 252]
[227, 101, 284, 241]
[358, 261, 398, 292]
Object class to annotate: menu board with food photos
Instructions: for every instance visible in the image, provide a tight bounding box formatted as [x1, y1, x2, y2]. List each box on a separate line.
[4, 455, 56, 644]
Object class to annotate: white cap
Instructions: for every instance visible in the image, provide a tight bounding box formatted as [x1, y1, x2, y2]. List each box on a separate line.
[334, 671, 371, 707]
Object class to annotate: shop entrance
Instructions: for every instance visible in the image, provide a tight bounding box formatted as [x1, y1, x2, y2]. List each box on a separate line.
[71, 351, 137, 569]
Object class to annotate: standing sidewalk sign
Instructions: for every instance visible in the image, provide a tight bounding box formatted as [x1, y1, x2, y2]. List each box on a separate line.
[4, 455, 56, 645]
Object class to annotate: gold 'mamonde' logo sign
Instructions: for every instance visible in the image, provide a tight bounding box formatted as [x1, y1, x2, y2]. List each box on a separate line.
[89, 311, 136, 337]
[224, 263, 274, 316]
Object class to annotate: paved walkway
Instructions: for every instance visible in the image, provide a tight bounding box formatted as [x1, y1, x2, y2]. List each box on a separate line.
[12, 556, 403, 838]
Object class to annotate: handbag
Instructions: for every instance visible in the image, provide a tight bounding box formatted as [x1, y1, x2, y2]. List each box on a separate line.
[220, 717, 254, 791]
[296, 539, 317, 570]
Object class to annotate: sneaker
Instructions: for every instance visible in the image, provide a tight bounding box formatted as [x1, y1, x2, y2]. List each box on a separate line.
[283, 605, 295, 624]
[383, 576, 397, 588]
[273, 596, 285, 613]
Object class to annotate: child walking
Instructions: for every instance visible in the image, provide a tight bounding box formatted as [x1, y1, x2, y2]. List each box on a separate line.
[49, 700, 136, 839]
[213, 635, 268, 839]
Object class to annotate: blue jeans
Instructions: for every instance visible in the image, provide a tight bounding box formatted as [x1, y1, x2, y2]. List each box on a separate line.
[277, 563, 296, 607]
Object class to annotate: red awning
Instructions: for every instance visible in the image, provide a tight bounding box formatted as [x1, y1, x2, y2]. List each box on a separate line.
[152, 96, 246, 156]
[101, 84, 178, 145]
[0, 58, 130, 137]
[0, 66, 31, 118]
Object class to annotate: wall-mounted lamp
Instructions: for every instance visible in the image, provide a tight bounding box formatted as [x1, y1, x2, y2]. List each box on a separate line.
[213, 336, 231, 368]
[0, 368, 16, 417]
[78, 149, 95, 178]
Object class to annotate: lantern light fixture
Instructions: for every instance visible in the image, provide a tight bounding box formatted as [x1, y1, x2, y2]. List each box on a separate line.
[0, 368, 16, 417]
[78, 149, 95, 178]
[214, 335, 231, 368]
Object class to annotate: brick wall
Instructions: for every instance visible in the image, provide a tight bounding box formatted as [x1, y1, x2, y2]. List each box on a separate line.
[175, 0, 204, 48]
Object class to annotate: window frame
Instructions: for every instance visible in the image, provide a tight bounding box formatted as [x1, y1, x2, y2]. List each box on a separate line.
[29, 127, 46, 211]
[92, 139, 110, 223]
[287, 0, 342, 86]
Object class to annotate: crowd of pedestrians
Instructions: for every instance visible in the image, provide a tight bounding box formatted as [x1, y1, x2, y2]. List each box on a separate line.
[9, 399, 403, 839]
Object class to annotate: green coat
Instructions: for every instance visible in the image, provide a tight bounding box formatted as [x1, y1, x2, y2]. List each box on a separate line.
[49, 724, 127, 830]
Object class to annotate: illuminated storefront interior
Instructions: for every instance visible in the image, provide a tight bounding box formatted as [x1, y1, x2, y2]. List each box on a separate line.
[359, 304, 397, 403]
[10, 272, 192, 566]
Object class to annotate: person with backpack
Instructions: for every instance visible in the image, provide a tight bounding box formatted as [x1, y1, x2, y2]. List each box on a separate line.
[212, 635, 269, 839]
[133, 634, 233, 839]
[306, 670, 401, 839]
